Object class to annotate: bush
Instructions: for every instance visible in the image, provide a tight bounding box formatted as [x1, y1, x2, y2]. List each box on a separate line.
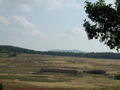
[114, 74, 120, 80]
[0, 83, 3, 90]
[40, 68, 80, 74]
[84, 70, 106, 75]
[8, 52, 17, 57]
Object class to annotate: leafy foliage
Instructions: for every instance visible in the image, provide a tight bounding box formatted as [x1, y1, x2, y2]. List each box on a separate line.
[83, 0, 120, 51]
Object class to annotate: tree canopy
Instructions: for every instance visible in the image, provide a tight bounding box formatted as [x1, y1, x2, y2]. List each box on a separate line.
[83, 0, 120, 51]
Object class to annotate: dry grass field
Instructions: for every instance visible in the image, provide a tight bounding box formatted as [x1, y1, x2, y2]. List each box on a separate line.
[0, 53, 120, 90]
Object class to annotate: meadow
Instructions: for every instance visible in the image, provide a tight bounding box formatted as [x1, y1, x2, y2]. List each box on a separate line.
[0, 53, 120, 90]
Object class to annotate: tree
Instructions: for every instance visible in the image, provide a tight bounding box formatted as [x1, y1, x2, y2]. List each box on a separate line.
[83, 0, 120, 51]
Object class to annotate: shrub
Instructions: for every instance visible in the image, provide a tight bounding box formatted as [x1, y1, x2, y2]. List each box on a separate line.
[114, 74, 120, 80]
[9, 52, 17, 57]
[84, 70, 106, 75]
[40, 68, 80, 74]
[0, 83, 3, 90]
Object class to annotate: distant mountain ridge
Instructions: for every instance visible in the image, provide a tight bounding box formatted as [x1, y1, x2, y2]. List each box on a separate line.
[49, 49, 83, 53]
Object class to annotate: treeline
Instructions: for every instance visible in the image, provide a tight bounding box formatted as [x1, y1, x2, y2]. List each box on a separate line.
[0, 45, 120, 59]
[44, 51, 120, 59]
[0, 45, 42, 54]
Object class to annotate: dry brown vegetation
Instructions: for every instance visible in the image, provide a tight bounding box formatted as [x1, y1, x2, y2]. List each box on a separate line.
[0, 54, 120, 89]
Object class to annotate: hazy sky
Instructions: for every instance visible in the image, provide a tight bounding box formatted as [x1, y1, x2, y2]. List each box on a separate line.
[0, 0, 116, 52]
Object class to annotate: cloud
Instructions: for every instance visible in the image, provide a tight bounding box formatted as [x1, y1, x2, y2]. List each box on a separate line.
[11, 16, 45, 37]
[45, 0, 63, 9]
[60, 26, 87, 40]
[71, 27, 86, 37]
[43, 0, 81, 9]
[12, 16, 36, 30]
[18, 4, 31, 12]
[67, 2, 81, 9]
[0, 0, 81, 14]
[0, 0, 32, 13]
[0, 15, 45, 37]
[0, 15, 47, 49]
[49, 0, 81, 9]
[0, 16, 10, 25]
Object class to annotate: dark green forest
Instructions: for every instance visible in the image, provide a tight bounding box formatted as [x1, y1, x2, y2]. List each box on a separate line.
[0, 45, 120, 59]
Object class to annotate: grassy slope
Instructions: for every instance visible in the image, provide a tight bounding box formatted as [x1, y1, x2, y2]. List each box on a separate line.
[0, 54, 120, 89]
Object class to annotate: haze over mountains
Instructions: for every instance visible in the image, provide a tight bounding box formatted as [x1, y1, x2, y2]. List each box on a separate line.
[49, 49, 83, 53]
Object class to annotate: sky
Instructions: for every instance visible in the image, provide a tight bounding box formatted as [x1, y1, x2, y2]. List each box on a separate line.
[0, 0, 117, 52]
